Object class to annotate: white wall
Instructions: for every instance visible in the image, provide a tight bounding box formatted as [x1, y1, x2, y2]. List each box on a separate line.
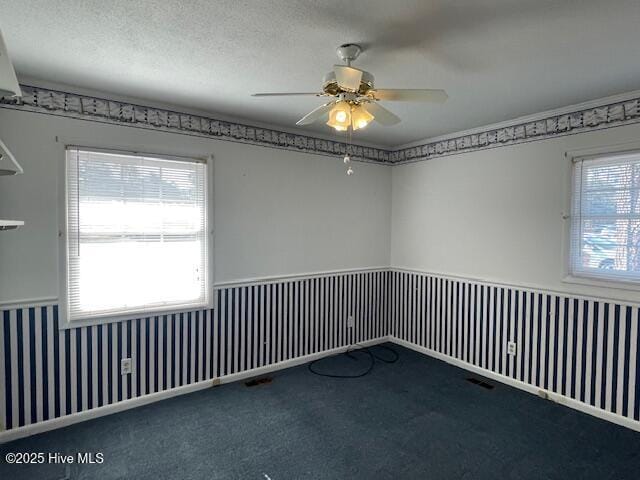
[0, 108, 391, 303]
[7, 97, 640, 306]
[391, 123, 640, 303]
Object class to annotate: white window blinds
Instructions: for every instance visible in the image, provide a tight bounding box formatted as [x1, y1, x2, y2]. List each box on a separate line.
[570, 151, 640, 283]
[65, 148, 209, 322]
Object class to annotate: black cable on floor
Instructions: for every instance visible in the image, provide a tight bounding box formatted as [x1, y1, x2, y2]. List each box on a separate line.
[368, 344, 399, 364]
[307, 344, 399, 379]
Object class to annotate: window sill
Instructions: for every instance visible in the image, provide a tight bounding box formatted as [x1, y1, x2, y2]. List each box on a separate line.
[562, 274, 640, 294]
[59, 301, 214, 330]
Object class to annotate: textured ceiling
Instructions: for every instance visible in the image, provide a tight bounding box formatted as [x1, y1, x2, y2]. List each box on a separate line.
[1, 0, 640, 147]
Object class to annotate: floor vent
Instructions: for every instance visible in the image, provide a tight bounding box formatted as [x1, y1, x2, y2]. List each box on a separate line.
[466, 377, 494, 390]
[245, 377, 273, 387]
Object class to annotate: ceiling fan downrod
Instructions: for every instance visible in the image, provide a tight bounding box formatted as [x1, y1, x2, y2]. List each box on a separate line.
[336, 44, 362, 67]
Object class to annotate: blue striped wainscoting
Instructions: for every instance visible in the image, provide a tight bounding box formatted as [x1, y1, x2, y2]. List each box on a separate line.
[389, 270, 640, 426]
[0, 270, 389, 432]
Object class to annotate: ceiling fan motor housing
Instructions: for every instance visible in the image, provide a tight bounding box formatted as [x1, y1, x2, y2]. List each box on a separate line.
[322, 70, 375, 97]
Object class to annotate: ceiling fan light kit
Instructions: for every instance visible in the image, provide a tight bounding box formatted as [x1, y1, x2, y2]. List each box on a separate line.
[326, 100, 352, 131]
[351, 104, 374, 130]
[324, 97, 376, 132]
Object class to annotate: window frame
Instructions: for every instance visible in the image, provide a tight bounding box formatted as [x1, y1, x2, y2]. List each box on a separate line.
[564, 143, 640, 292]
[58, 145, 214, 329]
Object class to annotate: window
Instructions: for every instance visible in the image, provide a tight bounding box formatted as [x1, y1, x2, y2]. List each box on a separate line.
[570, 150, 640, 284]
[64, 147, 210, 322]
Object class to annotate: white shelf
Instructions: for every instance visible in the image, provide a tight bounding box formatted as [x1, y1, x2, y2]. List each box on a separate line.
[0, 219, 24, 230]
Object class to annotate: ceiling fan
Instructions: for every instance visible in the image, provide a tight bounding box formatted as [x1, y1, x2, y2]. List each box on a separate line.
[252, 44, 448, 132]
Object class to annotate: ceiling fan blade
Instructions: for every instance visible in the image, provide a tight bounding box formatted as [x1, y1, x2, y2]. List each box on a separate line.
[371, 89, 448, 102]
[252, 92, 321, 97]
[296, 102, 336, 126]
[361, 102, 401, 126]
[333, 65, 363, 92]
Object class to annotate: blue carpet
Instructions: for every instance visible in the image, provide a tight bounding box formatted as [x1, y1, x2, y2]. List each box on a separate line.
[1, 344, 639, 479]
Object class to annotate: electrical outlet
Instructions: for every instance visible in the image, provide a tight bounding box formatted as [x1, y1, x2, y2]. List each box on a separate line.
[507, 341, 517, 356]
[347, 316, 354, 328]
[121, 358, 132, 375]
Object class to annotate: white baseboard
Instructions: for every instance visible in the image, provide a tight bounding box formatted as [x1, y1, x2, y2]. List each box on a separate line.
[390, 337, 640, 433]
[0, 337, 389, 444]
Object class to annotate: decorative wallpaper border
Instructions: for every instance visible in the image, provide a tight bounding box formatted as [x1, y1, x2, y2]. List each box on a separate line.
[391, 96, 640, 164]
[0, 85, 391, 165]
[3, 85, 640, 164]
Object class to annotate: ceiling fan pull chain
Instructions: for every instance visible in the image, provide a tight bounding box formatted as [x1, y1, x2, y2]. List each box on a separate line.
[345, 124, 354, 176]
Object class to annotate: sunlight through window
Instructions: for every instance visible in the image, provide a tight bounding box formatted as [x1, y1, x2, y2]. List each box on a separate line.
[65, 148, 209, 321]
